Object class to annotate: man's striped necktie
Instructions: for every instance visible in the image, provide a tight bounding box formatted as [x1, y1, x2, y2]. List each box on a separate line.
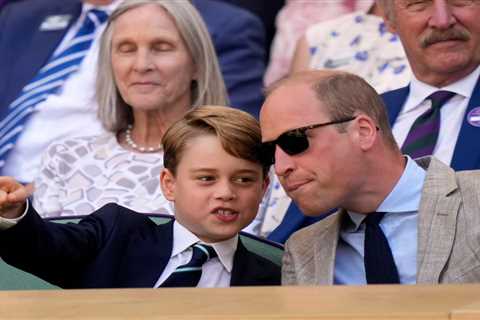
[0, 9, 108, 171]
[161, 243, 218, 287]
[401, 90, 455, 159]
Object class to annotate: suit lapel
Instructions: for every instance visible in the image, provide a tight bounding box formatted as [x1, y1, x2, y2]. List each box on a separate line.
[382, 85, 410, 126]
[36, 2, 81, 60]
[416, 158, 461, 283]
[451, 74, 480, 170]
[1, 1, 82, 113]
[312, 211, 343, 285]
[116, 220, 174, 288]
[382, 77, 480, 171]
[19, 2, 81, 86]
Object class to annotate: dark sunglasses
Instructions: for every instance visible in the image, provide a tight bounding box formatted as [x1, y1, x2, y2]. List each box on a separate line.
[261, 116, 357, 165]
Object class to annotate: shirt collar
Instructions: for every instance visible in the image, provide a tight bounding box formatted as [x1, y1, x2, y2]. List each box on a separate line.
[347, 156, 426, 230]
[406, 65, 480, 113]
[172, 221, 238, 272]
[377, 156, 426, 212]
[82, 0, 121, 15]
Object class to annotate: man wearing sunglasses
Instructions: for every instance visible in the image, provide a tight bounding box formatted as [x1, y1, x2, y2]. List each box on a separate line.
[260, 70, 480, 285]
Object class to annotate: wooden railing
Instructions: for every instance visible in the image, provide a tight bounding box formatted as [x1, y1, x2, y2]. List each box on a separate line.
[2, 284, 480, 319]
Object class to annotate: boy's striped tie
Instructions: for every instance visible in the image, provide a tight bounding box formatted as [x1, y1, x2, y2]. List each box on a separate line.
[161, 243, 217, 287]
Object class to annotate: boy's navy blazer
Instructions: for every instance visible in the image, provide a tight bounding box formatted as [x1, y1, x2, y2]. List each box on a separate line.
[381, 75, 480, 171]
[0, 203, 280, 288]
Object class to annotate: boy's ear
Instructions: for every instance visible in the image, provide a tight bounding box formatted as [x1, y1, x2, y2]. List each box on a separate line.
[160, 168, 176, 201]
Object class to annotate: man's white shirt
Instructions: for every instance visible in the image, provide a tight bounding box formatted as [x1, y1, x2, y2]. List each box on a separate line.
[154, 221, 236, 288]
[392, 65, 480, 165]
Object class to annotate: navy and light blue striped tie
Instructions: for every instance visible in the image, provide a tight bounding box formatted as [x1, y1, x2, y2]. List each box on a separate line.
[0, 9, 108, 171]
[401, 91, 455, 159]
[161, 243, 217, 287]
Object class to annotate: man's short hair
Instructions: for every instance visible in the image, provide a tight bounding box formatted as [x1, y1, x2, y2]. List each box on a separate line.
[162, 105, 270, 177]
[267, 70, 399, 150]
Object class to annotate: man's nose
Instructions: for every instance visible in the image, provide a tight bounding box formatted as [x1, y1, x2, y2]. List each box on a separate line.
[428, 0, 457, 30]
[274, 146, 295, 178]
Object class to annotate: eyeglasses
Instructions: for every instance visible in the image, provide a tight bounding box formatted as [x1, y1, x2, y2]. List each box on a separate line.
[261, 116, 357, 165]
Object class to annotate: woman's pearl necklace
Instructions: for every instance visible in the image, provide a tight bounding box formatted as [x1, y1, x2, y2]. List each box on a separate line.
[125, 125, 162, 153]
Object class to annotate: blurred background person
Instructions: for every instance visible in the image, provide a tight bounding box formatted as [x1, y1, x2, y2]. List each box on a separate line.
[379, 0, 480, 170]
[0, 0, 9, 11]
[32, 0, 227, 217]
[0, 0, 266, 184]
[0, 0, 116, 184]
[264, 0, 372, 86]
[290, 1, 410, 93]
[212, 0, 285, 64]
[191, 0, 266, 118]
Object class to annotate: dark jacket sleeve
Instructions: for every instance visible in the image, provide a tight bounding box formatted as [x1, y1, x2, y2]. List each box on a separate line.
[0, 202, 122, 287]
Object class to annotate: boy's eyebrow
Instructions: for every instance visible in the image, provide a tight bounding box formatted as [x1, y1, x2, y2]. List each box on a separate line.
[232, 169, 262, 175]
[189, 168, 217, 172]
[188, 168, 261, 175]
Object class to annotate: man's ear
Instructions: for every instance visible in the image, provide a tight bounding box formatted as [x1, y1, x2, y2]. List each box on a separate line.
[354, 115, 378, 151]
[376, 1, 397, 33]
[160, 168, 176, 201]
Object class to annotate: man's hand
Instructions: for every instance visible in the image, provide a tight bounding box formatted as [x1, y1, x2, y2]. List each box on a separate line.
[0, 177, 33, 219]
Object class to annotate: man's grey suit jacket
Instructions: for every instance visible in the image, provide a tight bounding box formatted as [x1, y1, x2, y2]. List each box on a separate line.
[282, 157, 480, 285]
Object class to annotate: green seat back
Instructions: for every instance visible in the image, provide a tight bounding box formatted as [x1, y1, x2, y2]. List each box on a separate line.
[0, 260, 59, 290]
[0, 214, 283, 290]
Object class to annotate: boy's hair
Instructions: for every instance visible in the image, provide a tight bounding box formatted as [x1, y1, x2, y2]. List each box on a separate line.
[162, 105, 270, 177]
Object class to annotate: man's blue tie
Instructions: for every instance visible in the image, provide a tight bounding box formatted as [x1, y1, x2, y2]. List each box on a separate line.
[161, 243, 217, 287]
[0, 9, 108, 172]
[364, 212, 400, 284]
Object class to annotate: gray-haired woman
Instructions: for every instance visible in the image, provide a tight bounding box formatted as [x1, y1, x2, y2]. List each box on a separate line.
[33, 0, 228, 217]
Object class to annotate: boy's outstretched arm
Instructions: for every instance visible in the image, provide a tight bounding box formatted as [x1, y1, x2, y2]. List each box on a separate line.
[0, 176, 33, 219]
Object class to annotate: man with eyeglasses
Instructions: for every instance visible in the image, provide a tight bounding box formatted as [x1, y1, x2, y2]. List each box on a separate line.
[260, 70, 480, 285]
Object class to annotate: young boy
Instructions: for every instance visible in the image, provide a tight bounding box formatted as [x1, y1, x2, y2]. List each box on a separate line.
[0, 106, 280, 288]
